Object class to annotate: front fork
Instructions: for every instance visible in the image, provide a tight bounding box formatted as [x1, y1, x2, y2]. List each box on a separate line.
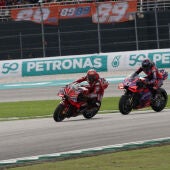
[61, 99, 78, 117]
[60, 99, 70, 115]
[125, 91, 138, 108]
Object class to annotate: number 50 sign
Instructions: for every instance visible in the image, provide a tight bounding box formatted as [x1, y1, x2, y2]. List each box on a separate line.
[92, 1, 137, 23]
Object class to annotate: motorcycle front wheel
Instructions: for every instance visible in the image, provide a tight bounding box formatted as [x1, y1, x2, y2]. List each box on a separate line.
[53, 104, 66, 122]
[119, 95, 133, 115]
[151, 88, 168, 112]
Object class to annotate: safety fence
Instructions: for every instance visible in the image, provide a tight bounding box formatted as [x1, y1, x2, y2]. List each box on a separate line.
[0, 0, 170, 60]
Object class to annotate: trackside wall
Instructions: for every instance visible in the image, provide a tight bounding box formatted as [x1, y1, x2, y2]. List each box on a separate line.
[0, 49, 170, 78]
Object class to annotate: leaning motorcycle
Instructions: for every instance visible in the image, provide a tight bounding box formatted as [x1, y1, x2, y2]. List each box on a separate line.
[53, 83, 101, 122]
[118, 69, 168, 115]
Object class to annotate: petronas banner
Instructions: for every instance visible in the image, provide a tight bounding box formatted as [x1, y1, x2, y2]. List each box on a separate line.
[22, 54, 107, 76]
[0, 49, 169, 77]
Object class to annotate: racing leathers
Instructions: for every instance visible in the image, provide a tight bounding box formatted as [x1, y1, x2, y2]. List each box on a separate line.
[132, 64, 163, 88]
[132, 62, 163, 99]
[74, 75, 109, 114]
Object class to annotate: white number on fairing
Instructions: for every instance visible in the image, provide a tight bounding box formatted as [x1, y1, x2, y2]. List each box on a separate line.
[93, 2, 128, 23]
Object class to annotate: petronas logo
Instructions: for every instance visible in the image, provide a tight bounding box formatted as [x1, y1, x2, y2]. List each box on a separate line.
[112, 55, 120, 67]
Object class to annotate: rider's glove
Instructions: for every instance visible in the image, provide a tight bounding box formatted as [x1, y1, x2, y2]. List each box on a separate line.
[136, 80, 144, 88]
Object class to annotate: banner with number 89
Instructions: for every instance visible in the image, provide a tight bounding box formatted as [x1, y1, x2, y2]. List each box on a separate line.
[92, 1, 137, 24]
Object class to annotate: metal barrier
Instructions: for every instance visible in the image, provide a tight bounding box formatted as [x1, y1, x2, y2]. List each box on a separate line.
[0, 0, 170, 60]
[1, 0, 170, 20]
[138, 0, 170, 12]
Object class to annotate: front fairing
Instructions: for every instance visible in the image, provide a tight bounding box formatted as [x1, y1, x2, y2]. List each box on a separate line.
[58, 83, 88, 108]
[118, 74, 147, 93]
[119, 75, 138, 90]
[119, 75, 153, 109]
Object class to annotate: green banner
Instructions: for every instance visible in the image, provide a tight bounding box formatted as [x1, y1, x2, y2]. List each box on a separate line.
[22, 55, 107, 76]
[128, 51, 170, 68]
[148, 52, 170, 68]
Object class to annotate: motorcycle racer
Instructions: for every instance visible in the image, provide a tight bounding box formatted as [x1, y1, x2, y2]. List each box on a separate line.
[73, 69, 109, 115]
[131, 59, 165, 99]
[118, 68, 168, 114]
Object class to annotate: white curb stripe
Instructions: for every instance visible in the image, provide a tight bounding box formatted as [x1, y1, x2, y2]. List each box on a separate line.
[0, 137, 170, 165]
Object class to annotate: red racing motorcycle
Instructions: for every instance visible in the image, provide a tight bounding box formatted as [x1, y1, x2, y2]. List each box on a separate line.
[118, 69, 168, 115]
[53, 83, 101, 122]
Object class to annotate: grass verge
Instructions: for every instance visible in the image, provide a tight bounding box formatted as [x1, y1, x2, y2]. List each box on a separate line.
[10, 144, 170, 170]
[0, 96, 169, 119]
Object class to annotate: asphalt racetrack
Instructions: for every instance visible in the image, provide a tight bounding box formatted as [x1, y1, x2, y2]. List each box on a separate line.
[0, 77, 170, 162]
[0, 110, 170, 161]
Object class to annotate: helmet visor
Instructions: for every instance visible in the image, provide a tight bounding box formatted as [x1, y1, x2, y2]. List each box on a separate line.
[143, 66, 150, 72]
[87, 75, 95, 83]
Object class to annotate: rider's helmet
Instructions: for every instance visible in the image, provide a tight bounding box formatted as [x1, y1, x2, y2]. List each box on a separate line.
[141, 59, 153, 73]
[86, 69, 99, 84]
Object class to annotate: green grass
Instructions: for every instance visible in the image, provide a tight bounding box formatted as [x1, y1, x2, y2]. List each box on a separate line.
[10, 145, 170, 170]
[0, 100, 58, 118]
[0, 96, 169, 119]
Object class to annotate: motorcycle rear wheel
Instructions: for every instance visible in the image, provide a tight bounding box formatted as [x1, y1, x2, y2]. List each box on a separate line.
[151, 88, 168, 112]
[119, 95, 133, 115]
[53, 104, 66, 122]
[83, 107, 98, 119]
